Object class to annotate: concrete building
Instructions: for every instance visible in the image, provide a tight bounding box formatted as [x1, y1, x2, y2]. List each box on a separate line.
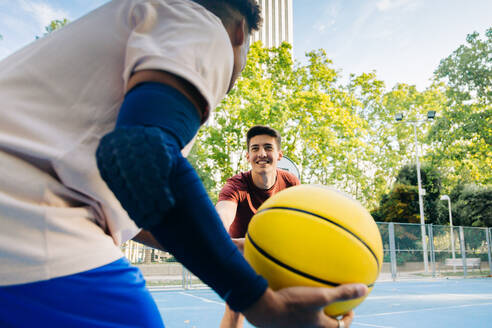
[251, 0, 293, 48]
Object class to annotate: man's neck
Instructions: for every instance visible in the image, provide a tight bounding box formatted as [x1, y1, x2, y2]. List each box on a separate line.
[251, 170, 277, 190]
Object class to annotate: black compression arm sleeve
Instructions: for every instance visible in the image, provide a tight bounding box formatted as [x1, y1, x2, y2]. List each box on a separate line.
[96, 84, 268, 311]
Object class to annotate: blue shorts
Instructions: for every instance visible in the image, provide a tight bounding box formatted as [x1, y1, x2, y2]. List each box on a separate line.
[0, 257, 164, 327]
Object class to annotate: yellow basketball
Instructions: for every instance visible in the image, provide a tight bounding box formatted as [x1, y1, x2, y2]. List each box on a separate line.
[244, 184, 383, 316]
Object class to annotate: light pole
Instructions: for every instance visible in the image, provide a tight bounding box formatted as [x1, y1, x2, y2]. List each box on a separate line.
[395, 110, 435, 273]
[440, 195, 456, 262]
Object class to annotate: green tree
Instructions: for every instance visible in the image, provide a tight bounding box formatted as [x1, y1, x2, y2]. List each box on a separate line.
[435, 28, 491, 105]
[367, 82, 446, 205]
[45, 19, 69, 34]
[191, 42, 451, 209]
[428, 27, 491, 187]
[192, 42, 387, 205]
[345, 72, 393, 204]
[396, 163, 442, 201]
[371, 184, 420, 223]
[397, 163, 445, 224]
[372, 163, 445, 225]
[36, 18, 69, 38]
[450, 183, 492, 227]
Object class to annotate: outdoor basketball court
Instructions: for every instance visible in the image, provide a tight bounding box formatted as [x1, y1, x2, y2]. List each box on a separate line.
[151, 278, 492, 327]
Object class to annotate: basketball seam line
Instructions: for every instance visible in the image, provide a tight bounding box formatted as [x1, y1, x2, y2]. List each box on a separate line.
[256, 206, 380, 269]
[246, 233, 375, 288]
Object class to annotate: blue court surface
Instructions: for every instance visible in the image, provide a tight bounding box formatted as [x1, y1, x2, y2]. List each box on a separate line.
[151, 278, 492, 327]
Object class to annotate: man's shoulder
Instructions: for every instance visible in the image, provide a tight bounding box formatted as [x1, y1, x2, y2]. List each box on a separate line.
[277, 169, 300, 186]
[224, 171, 251, 189]
[218, 171, 251, 202]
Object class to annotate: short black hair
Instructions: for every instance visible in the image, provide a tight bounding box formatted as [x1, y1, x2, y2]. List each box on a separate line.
[193, 0, 262, 32]
[246, 125, 281, 149]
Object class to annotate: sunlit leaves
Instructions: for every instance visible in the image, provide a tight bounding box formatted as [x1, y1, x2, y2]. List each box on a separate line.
[189, 28, 490, 222]
[429, 27, 491, 188]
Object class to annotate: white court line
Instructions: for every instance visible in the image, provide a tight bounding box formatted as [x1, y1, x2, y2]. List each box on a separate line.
[175, 292, 393, 328]
[367, 294, 492, 301]
[358, 302, 492, 318]
[178, 291, 224, 305]
[153, 305, 216, 311]
[354, 322, 395, 328]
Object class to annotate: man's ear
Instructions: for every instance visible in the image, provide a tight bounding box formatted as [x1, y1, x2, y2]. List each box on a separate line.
[246, 150, 250, 161]
[278, 150, 283, 161]
[231, 18, 246, 47]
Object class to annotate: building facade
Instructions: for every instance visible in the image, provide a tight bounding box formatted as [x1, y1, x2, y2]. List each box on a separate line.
[251, 0, 293, 48]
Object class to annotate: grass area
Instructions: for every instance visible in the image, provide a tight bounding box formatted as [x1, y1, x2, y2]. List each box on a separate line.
[438, 270, 490, 277]
[412, 270, 491, 278]
[146, 280, 183, 286]
[145, 279, 203, 287]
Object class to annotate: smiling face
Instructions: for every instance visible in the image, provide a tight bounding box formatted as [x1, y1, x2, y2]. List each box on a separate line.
[246, 134, 283, 176]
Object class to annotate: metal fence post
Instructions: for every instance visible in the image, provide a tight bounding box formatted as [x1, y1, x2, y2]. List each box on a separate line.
[428, 224, 436, 277]
[182, 266, 187, 289]
[486, 228, 492, 274]
[451, 225, 456, 272]
[389, 222, 397, 281]
[459, 226, 467, 277]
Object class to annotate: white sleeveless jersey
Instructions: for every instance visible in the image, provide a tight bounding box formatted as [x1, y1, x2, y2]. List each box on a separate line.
[0, 0, 233, 285]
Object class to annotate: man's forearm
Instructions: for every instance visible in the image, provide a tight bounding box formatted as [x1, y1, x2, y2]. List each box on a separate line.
[132, 230, 166, 251]
[97, 125, 268, 312]
[216, 200, 237, 231]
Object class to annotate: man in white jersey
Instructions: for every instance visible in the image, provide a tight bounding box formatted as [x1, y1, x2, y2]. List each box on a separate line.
[0, 0, 367, 327]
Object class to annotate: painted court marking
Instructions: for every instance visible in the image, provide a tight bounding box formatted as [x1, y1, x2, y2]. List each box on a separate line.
[174, 291, 397, 328]
[368, 293, 492, 301]
[150, 279, 492, 327]
[178, 291, 224, 305]
[355, 322, 395, 328]
[358, 301, 492, 318]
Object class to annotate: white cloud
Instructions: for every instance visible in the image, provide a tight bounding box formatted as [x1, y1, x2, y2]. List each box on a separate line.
[324, 1, 341, 18]
[0, 46, 10, 59]
[376, 0, 393, 11]
[314, 22, 326, 32]
[0, 12, 25, 33]
[368, 27, 394, 40]
[19, 0, 69, 31]
[376, 0, 419, 12]
[311, 1, 340, 34]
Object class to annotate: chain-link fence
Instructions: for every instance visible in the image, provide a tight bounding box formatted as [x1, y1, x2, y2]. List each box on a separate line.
[120, 241, 205, 289]
[378, 223, 492, 281]
[122, 224, 492, 287]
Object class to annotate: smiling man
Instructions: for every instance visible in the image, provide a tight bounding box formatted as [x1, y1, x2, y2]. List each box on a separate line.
[216, 125, 300, 328]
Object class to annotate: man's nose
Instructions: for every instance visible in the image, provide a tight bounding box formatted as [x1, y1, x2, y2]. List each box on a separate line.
[258, 148, 267, 157]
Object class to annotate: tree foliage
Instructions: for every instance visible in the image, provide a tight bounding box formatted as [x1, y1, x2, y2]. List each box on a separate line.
[435, 28, 491, 104]
[189, 27, 490, 225]
[371, 183, 420, 223]
[370, 27, 490, 224]
[428, 27, 491, 187]
[372, 164, 445, 225]
[449, 184, 492, 227]
[191, 42, 409, 206]
[36, 18, 69, 39]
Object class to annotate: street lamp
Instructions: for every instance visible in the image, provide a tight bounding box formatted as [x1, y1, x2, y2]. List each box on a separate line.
[440, 195, 456, 262]
[395, 111, 435, 272]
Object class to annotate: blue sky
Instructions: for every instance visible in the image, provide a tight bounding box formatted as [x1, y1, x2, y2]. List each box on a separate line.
[293, 0, 491, 89]
[1, 0, 490, 90]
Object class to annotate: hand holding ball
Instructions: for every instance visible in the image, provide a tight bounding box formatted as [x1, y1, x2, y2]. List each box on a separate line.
[244, 185, 383, 316]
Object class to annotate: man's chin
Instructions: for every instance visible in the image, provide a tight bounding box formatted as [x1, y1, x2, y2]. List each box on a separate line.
[253, 166, 274, 174]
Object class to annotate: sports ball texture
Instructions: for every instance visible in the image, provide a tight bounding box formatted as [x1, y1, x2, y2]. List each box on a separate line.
[244, 184, 383, 316]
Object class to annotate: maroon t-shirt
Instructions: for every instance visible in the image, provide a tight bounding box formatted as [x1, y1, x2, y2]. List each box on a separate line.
[218, 169, 300, 238]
